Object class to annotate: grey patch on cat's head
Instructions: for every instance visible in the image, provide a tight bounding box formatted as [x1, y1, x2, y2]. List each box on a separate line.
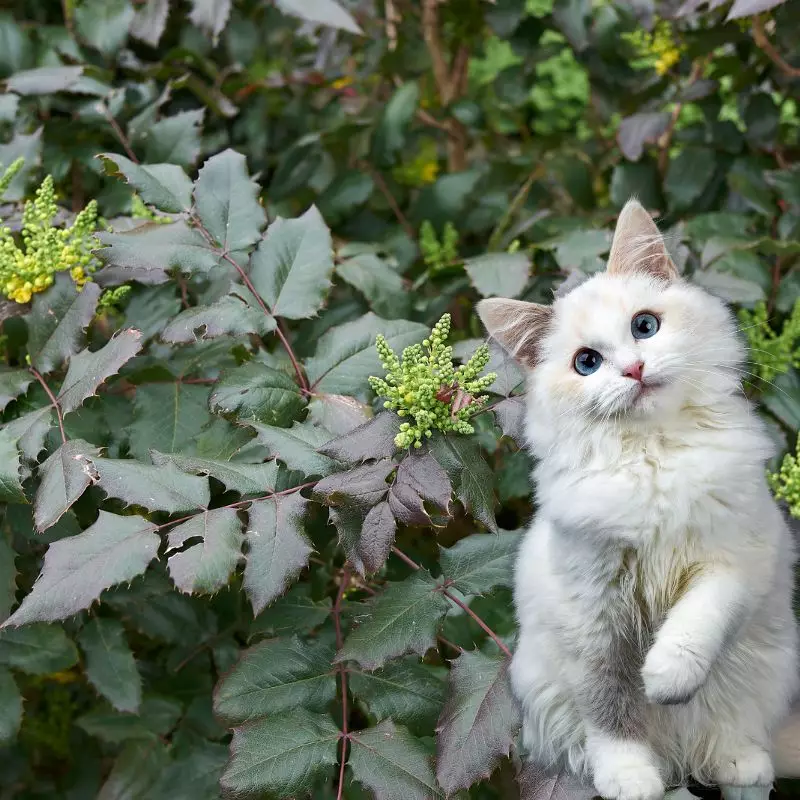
[553, 270, 589, 299]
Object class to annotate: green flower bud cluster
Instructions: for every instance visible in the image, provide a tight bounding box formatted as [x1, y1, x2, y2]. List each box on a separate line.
[769, 439, 800, 518]
[369, 313, 496, 449]
[0, 175, 100, 304]
[0, 158, 24, 200]
[131, 194, 170, 224]
[738, 300, 800, 383]
[420, 221, 459, 272]
[622, 20, 683, 76]
[98, 285, 131, 311]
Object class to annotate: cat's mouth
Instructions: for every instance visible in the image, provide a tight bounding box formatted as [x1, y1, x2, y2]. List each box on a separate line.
[630, 379, 665, 405]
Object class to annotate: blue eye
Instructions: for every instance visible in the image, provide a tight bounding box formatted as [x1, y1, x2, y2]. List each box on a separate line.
[632, 312, 659, 339]
[574, 348, 603, 376]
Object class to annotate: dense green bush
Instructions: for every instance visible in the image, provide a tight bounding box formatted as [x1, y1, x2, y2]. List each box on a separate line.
[0, 0, 798, 798]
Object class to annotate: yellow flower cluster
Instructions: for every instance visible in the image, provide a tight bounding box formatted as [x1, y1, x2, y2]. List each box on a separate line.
[623, 20, 683, 77]
[393, 139, 440, 187]
[770, 439, 800, 518]
[0, 175, 99, 304]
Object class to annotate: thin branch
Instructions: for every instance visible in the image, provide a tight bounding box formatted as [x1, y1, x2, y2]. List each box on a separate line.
[657, 59, 705, 175]
[751, 16, 800, 78]
[422, 0, 453, 105]
[333, 564, 352, 800]
[99, 102, 139, 163]
[362, 163, 415, 240]
[29, 367, 66, 444]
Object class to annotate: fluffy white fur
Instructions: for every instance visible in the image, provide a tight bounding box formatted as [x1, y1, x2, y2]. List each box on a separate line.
[478, 200, 799, 800]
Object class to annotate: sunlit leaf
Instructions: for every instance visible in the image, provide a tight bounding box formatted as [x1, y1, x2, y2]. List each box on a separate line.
[275, 0, 363, 34]
[99, 154, 192, 214]
[161, 294, 275, 342]
[189, 0, 231, 43]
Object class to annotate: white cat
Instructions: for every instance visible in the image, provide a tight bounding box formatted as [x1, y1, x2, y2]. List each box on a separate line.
[477, 199, 800, 800]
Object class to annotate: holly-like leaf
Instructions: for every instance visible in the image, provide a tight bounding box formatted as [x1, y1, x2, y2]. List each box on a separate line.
[439, 532, 519, 595]
[27, 275, 101, 373]
[305, 313, 428, 395]
[249, 206, 334, 319]
[220, 710, 339, 798]
[392, 450, 452, 517]
[0, 369, 32, 412]
[0, 668, 21, 743]
[97, 739, 169, 800]
[77, 695, 182, 744]
[463, 252, 531, 299]
[430, 436, 497, 532]
[189, 0, 231, 42]
[318, 412, 400, 463]
[129, 0, 170, 46]
[1, 406, 53, 465]
[349, 658, 445, 729]
[210, 363, 305, 426]
[436, 650, 520, 793]
[146, 739, 229, 800]
[144, 109, 205, 167]
[194, 149, 266, 253]
[3, 512, 159, 626]
[243, 493, 312, 614]
[726, 0, 786, 20]
[0, 623, 79, 673]
[313, 459, 394, 511]
[493, 395, 526, 443]
[337, 571, 448, 669]
[617, 112, 671, 162]
[99, 154, 192, 214]
[73, 0, 134, 57]
[349, 721, 444, 800]
[151, 450, 278, 495]
[307, 393, 371, 436]
[166, 507, 243, 594]
[247, 420, 339, 477]
[94, 459, 209, 513]
[250, 584, 331, 637]
[34, 439, 101, 532]
[57, 330, 142, 414]
[161, 294, 275, 342]
[77, 617, 141, 713]
[213, 636, 336, 724]
[517, 764, 596, 800]
[358, 501, 397, 574]
[276, 0, 363, 34]
[0, 427, 26, 503]
[337, 253, 410, 319]
[6, 66, 85, 95]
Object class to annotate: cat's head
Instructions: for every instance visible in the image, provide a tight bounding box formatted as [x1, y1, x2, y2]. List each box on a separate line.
[478, 199, 745, 425]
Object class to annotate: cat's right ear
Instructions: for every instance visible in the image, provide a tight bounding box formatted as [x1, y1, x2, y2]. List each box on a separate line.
[477, 298, 553, 368]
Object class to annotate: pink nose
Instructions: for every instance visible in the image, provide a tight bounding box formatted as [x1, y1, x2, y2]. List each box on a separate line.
[622, 361, 645, 382]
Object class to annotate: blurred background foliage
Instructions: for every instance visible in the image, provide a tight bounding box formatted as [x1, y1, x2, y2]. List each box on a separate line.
[1, 0, 800, 797]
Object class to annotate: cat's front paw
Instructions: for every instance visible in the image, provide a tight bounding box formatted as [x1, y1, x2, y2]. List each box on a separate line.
[712, 745, 774, 787]
[641, 638, 709, 705]
[593, 755, 664, 800]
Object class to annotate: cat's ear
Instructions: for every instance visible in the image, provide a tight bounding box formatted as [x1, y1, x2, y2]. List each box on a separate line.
[477, 298, 553, 368]
[607, 198, 679, 281]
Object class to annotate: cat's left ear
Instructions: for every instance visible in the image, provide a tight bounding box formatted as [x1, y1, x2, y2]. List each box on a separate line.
[477, 298, 553, 368]
[607, 198, 679, 281]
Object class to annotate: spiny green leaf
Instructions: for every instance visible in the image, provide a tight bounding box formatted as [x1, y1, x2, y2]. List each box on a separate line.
[0, 426, 26, 503]
[439, 531, 520, 595]
[210, 363, 305, 426]
[276, 0, 363, 34]
[307, 393, 371, 436]
[313, 459, 394, 511]
[0, 668, 21, 743]
[6, 66, 84, 95]
[144, 109, 205, 167]
[243, 493, 312, 615]
[146, 739, 229, 800]
[77, 696, 182, 744]
[73, 0, 134, 57]
[464, 252, 531, 299]
[358, 501, 397, 574]
[194, 149, 266, 252]
[166, 507, 243, 595]
[246, 420, 339, 477]
[189, 0, 232, 43]
[151, 450, 278, 495]
[248, 205, 334, 320]
[436, 650, 520, 793]
[129, 0, 170, 46]
[220, 710, 339, 798]
[493, 395, 526, 443]
[390, 450, 452, 522]
[337, 571, 448, 669]
[97, 739, 169, 800]
[57, 329, 142, 414]
[99, 154, 193, 214]
[77, 617, 141, 713]
[318, 412, 400, 463]
[349, 721, 444, 800]
[3, 512, 159, 626]
[305, 313, 428, 396]
[250, 585, 331, 637]
[337, 253, 410, 319]
[0, 623, 79, 674]
[34, 439, 101, 532]
[94, 459, 209, 513]
[213, 636, 336, 724]
[0, 369, 32, 412]
[2, 406, 53, 464]
[161, 294, 275, 343]
[27, 275, 101, 373]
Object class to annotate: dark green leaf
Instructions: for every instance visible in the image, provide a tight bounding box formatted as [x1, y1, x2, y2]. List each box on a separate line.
[144, 110, 205, 167]
[0, 623, 79, 673]
[78, 618, 141, 713]
[247, 420, 339, 477]
[3, 512, 158, 626]
[214, 636, 335, 724]
[358, 501, 397, 573]
[34, 439, 100, 532]
[313, 459, 393, 511]
[150, 450, 278, 495]
[146, 739, 228, 800]
[194, 149, 266, 252]
[517, 764, 596, 800]
[0, 668, 21, 743]
[436, 650, 520, 793]
[99, 154, 192, 214]
[94, 459, 209, 513]
[210, 363, 305, 426]
[464, 253, 531, 299]
[0, 369, 32, 412]
[77, 696, 182, 744]
[0, 537, 16, 623]
[337, 253, 410, 318]
[250, 585, 331, 638]
[189, 0, 231, 43]
[27, 275, 101, 373]
[221, 710, 339, 798]
[372, 82, 420, 166]
[249, 206, 334, 320]
[244, 493, 312, 614]
[0, 427, 26, 503]
[440, 532, 519, 595]
[276, 0, 363, 33]
[162, 294, 275, 342]
[130, 0, 170, 46]
[319, 412, 400, 463]
[167, 508, 243, 594]
[617, 112, 670, 161]
[664, 147, 717, 211]
[305, 313, 428, 395]
[337, 571, 448, 669]
[97, 740, 169, 800]
[58, 330, 142, 414]
[349, 721, 444, 800]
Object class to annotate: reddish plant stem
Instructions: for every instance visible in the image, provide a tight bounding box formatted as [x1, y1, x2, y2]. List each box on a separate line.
[333, 564, 352, 800]
[29, 367, 66, 444]
[751, 16, 800, 78]
[101, 104, 139, 163]
[362, 162, 415, 240]
[390, 546, 513, 658]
